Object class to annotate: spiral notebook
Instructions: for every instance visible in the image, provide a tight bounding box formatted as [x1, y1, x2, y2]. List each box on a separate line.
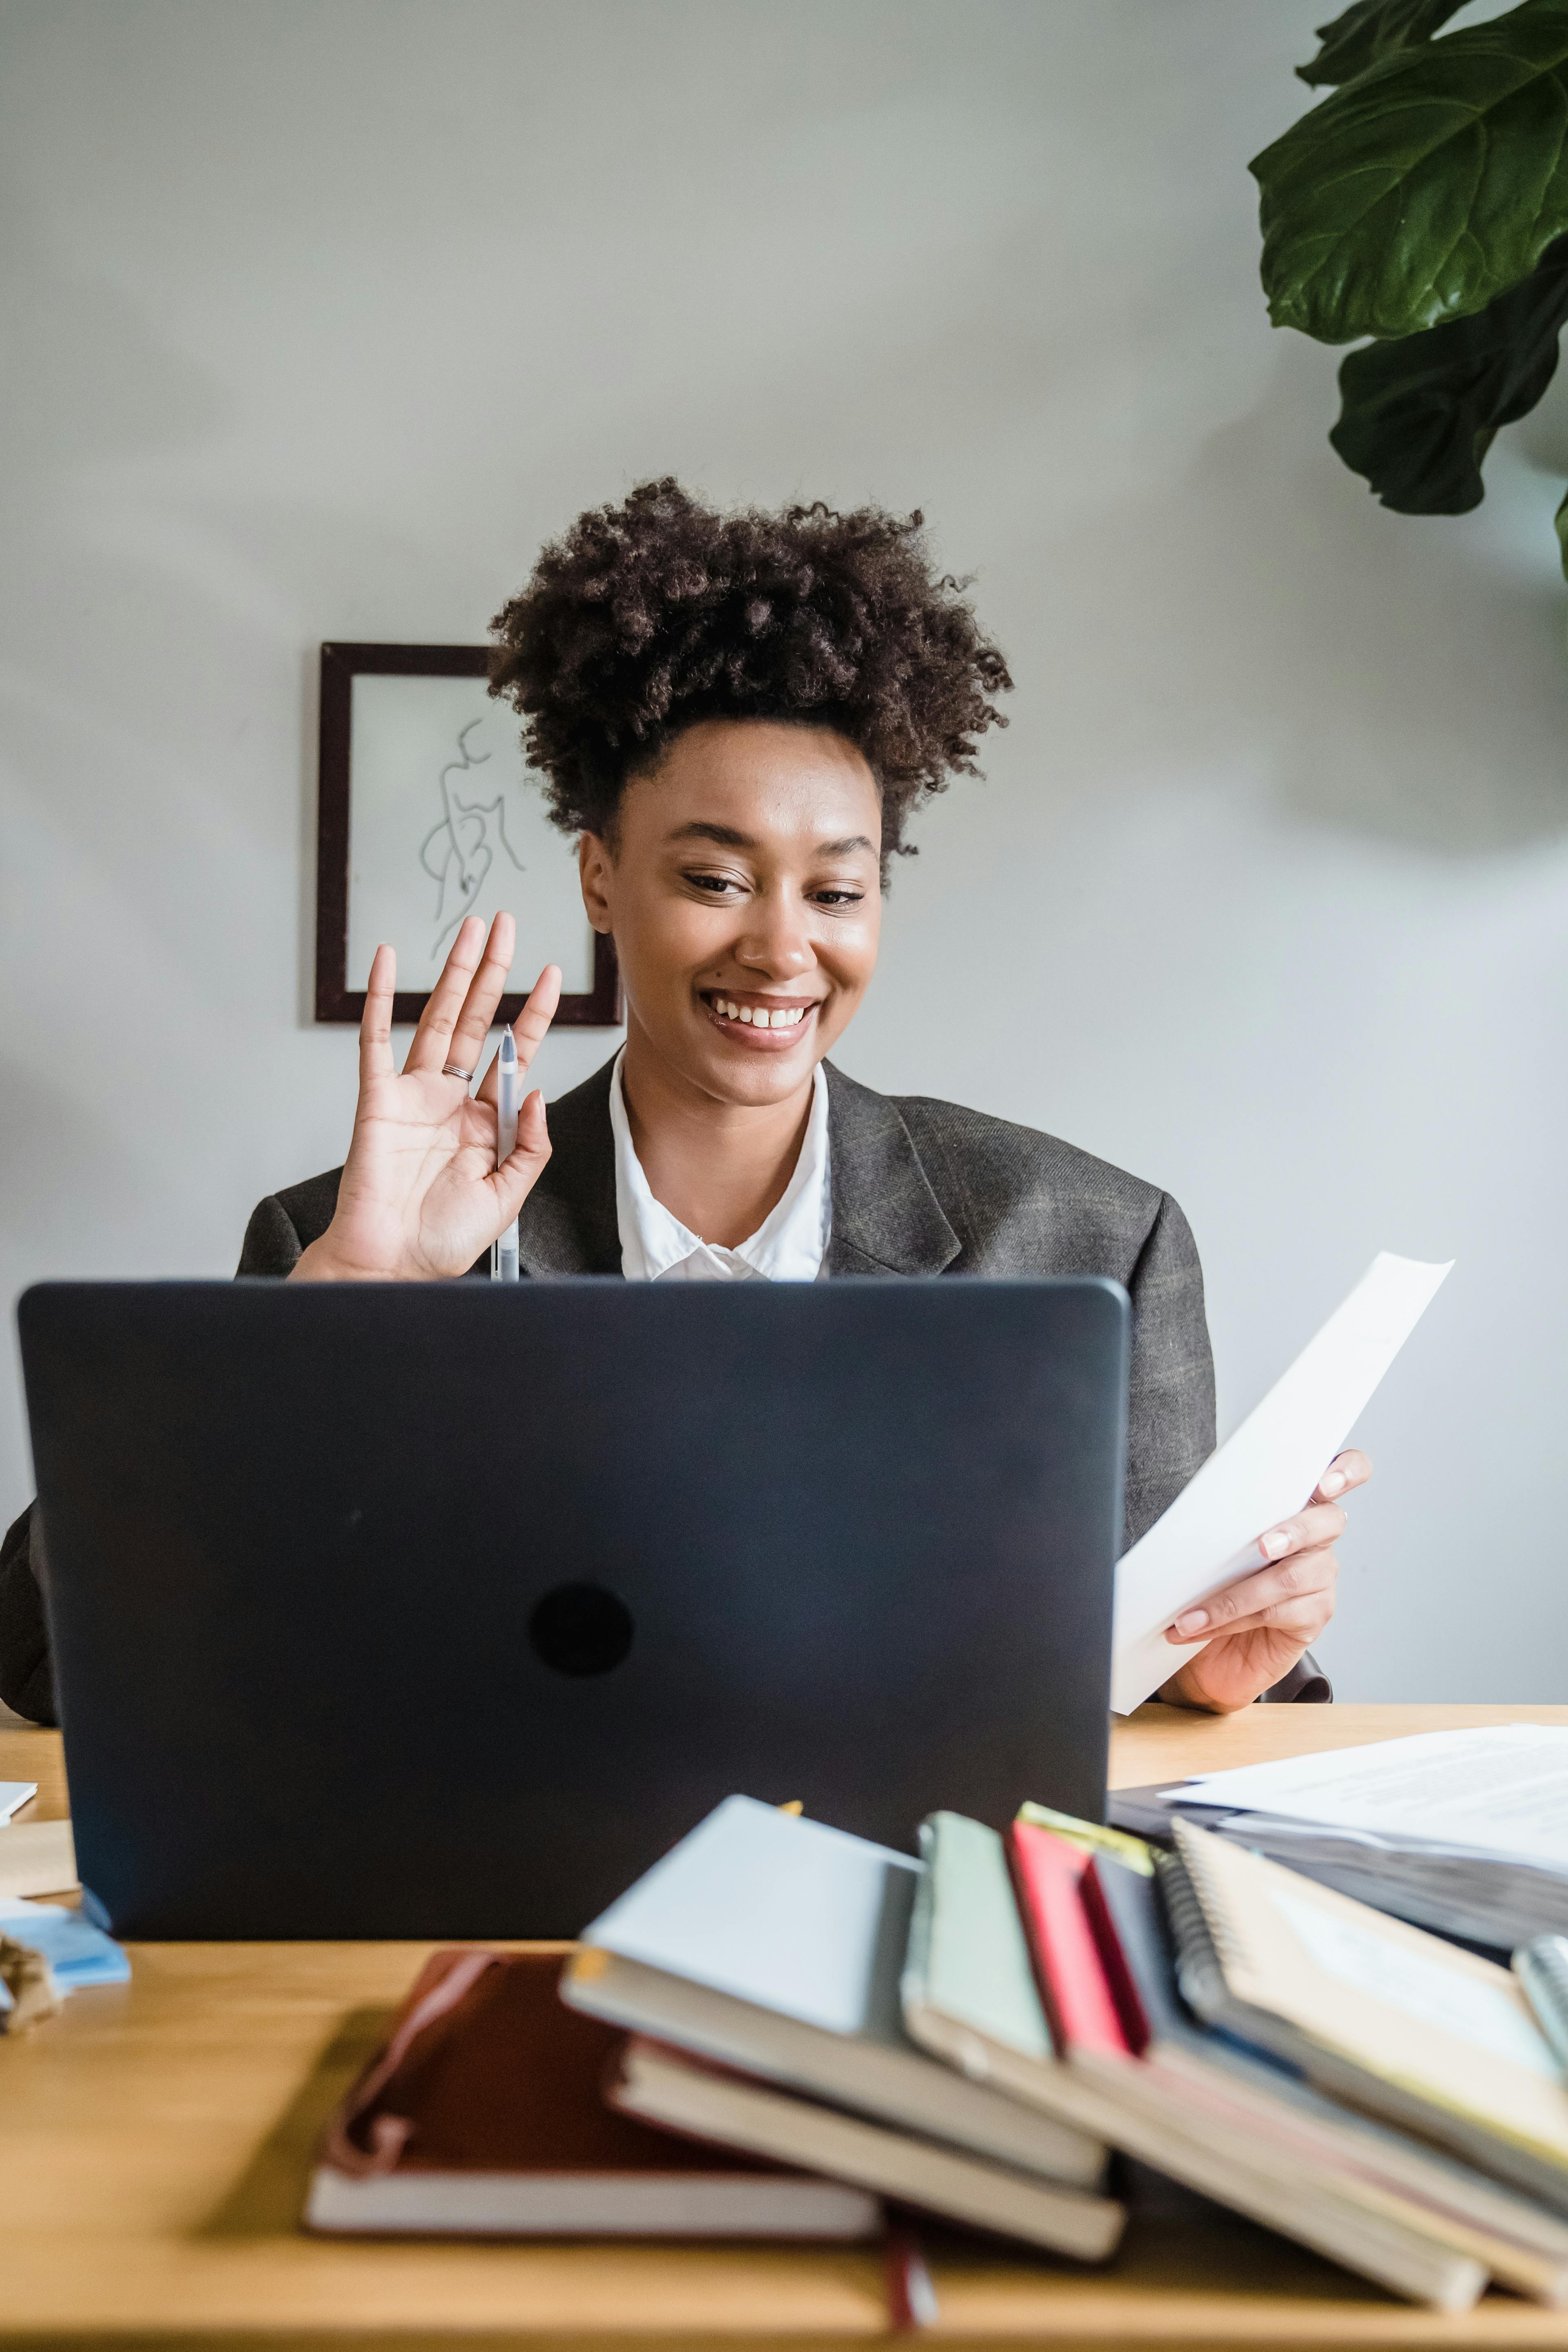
[1164, 1819, 1568, 2215]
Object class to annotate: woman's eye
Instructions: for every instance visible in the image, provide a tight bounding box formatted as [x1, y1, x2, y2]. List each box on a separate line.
[813, 889, 865, 907]
[683, 872, 742, 895]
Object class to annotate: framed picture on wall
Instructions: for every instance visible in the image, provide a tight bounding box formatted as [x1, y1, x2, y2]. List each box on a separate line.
[314, 642, 621, 1026]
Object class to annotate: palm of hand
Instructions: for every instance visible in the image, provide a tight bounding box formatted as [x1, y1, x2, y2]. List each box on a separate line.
[1170, 1624, 1304, 1713]
[331, 1070, 503, 1280]
[291, 918, 561, 1287]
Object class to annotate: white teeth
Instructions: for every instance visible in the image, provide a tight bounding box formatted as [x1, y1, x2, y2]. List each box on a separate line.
[711, 997, 808, 1028]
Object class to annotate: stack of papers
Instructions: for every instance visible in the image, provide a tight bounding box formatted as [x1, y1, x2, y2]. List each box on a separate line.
[1173, 1728, 1568, 1866]
[1111, 1729, 1568, 1950]
[0, 1782, 36, 1824]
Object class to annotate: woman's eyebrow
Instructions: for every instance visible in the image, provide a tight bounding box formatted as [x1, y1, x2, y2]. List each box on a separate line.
[666, 821, 876, 857]
[668, 820, 755, 848]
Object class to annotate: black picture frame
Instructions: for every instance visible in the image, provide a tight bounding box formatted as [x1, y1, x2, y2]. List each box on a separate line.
[314, 641, 621, 1027]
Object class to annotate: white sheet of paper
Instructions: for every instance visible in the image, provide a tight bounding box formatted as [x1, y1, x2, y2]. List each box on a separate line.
[0, 1782, 35, 1824]
[1165, 1725, 1568, 1870]
[1109, 1250, 1451, 1715]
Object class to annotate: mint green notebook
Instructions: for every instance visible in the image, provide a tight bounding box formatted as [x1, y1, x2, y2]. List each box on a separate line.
[901, 1809, 1055, 2065]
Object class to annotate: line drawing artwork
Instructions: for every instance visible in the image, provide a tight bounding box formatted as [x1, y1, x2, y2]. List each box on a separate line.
[419, 718, 526, 960]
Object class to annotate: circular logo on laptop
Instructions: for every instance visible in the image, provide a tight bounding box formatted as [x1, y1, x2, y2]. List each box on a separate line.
[527, 1583, 635, 1677]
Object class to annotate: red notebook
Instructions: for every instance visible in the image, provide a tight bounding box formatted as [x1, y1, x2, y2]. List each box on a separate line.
[305, 1948, 881, 2239]
[1004, 1821, 1132, 2062]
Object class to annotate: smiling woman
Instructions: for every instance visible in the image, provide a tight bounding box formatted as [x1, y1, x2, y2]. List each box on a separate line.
[0, 480, 1360, 1725]
[574, 719, 883, 1254]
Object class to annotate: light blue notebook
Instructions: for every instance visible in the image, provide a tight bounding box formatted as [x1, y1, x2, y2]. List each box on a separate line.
[582, 1795, 918, 2036]
[0, 1897, 130, 1989]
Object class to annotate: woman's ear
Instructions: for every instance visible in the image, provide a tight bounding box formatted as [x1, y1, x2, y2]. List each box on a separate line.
[578, 833, 614, 933]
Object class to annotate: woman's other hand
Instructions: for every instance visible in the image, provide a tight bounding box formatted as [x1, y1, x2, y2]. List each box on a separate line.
[291, 915, 562, 1282]
[1158, 1448, 1371, 1713]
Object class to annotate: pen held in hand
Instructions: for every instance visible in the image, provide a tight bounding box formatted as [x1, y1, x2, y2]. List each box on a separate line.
[494, 1029, 520, 1282]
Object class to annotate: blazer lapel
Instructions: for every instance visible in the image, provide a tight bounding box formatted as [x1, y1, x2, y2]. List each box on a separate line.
[822, 1061, 960, 1277]
[519, 1055, 960, 1280]
[517, 1058, 624, 1276]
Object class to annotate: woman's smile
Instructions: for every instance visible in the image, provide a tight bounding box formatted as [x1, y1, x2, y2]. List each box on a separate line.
[699, 987, 820, 1047]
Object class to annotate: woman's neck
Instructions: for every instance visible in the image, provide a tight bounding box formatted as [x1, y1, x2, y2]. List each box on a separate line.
[620, 1027, 816, 1249]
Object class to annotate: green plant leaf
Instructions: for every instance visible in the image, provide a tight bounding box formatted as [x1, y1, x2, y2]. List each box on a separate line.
[1329, 234, 1568, 509]
[1298, 0, 1471, 91]
[1252, 0, 1568, 343]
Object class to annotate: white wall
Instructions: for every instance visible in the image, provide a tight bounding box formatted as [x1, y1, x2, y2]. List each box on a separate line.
[4, 0, 1564, 1700]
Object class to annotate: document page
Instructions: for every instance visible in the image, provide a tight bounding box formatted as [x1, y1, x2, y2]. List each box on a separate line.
[1109, 1251, 1451, 1715]
[1167, 1726, 1568, 1870]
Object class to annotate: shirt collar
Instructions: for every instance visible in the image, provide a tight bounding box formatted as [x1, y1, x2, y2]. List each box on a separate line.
[608, 1048, 831, 1283]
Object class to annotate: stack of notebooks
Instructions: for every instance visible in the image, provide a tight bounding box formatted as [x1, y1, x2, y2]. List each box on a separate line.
[913, 1810, 1568, 2309]
[309, 1793, 1568, 2311]
[309, 1798, 1120, 2261]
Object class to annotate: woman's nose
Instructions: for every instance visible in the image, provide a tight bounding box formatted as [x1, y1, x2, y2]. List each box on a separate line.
[734, 900, 812, 978]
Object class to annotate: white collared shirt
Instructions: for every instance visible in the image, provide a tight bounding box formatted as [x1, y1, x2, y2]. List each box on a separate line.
[608, 1049, 831, 1283]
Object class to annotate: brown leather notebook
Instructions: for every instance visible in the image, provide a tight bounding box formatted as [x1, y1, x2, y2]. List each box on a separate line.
[304, 1947, 882, 2238]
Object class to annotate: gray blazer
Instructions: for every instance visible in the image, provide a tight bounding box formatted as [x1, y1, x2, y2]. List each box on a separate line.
[0, 1058, 1327, 1720]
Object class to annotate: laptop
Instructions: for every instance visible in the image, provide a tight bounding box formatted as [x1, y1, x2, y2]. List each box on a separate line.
[18, 1275, 1128, 1938]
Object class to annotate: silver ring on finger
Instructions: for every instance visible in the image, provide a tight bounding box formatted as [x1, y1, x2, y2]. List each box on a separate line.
[442, 1061, 475, 1084]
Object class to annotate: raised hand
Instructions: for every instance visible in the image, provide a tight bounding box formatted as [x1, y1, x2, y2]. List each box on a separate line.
[1159, 1448, 1371, 1713]
[291, 914, 561, 1282]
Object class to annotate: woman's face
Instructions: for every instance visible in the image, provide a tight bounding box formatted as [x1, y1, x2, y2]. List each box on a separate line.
[579, 718, 883, 1107]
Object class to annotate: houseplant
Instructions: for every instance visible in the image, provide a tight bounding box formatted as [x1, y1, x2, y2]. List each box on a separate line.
[1252, 0, 1568, 564]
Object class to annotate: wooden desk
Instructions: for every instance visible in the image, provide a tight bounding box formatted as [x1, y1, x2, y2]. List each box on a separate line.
[4, 1704, 1568, 2348]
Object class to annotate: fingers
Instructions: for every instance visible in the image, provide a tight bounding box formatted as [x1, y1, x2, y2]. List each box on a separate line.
[443, 911, 519, 1081]
[359, 944, 397, 1084]
[404, 913, 516, 1078]
[1177, 1587, 1337, 1648]
[514, 964, 562, 1073]
[1252, 1498, 1345, 1568]
[1172, 1478, 1358, 1649]
[475, 966, 563, 1107]
[403, 915, 489, 1073]
[487, 1088, 552, 1219]
[1315, 1447, 1371, 1503]
[1168, 1545, 1339, 1642]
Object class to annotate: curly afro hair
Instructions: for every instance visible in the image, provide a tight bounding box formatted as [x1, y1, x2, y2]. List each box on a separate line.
[487, 478, 1011, 876]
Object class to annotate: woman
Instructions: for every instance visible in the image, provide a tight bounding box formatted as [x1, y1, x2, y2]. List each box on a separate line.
[0, 481, 1362, 1723]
